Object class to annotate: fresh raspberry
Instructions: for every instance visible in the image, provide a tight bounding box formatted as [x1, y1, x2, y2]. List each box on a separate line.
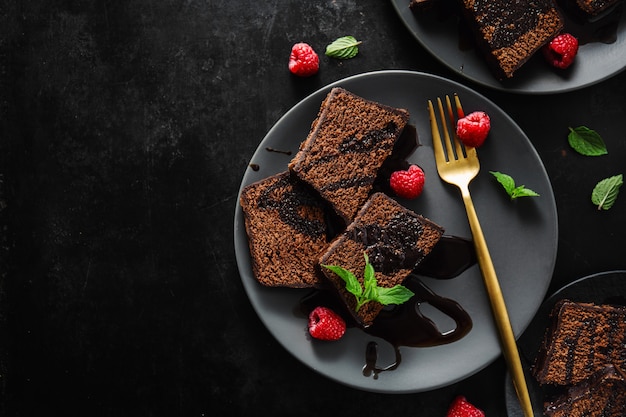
[308, 306, 346, 341]
[389, 164, 425, 199]
[446, 396, 485, 417]
[456, 111, 491, 148]
[542, 33, 579, 69]
[289, 42, 319, 77]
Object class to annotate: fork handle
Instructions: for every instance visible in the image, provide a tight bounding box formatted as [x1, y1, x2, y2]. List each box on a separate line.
[460, 185, 535, 417]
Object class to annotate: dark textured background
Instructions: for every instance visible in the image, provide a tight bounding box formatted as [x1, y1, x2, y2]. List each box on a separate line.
[1, 1, 625, 416]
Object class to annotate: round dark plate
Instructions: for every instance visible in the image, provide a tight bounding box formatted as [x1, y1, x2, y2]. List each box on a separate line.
[234, 70, 558, 393]
[390, 0, 626, 94]
[505, 270, 626, 416]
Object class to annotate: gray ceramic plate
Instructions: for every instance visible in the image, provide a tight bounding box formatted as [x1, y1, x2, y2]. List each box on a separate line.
[505, 270, 626, 416]
[390, 0, 626, 94]
[234, 70, 558, 393]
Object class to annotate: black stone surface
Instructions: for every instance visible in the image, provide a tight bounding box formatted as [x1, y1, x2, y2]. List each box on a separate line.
[1, 1, 625, 416]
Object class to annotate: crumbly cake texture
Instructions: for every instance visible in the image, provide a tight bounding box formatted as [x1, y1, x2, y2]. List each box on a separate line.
[319, 193, 444, 327]
[533, 299, 626, 386]
[288, 87, 410, 224]
[239, 171, 328, 288]
[544, 365, 626, 417]
[457, 0, 564, 79]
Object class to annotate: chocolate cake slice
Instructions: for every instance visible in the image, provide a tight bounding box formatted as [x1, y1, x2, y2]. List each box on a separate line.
[457, 0, 564, 79]
[533, 299, 626, 386]
[239, 171, 329, 288]
[289, 88, 410, 224]
[544, 365, 626, 417]
[319, 193, 444, 327]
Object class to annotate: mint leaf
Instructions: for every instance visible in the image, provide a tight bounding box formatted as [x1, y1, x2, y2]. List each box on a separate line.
[591, 174, 623, 210]
[490, 171, 516, 195]
[568, 126, 608, 156]
[375, 285, 415, 306]
[325, 36, 361, 59]
[322, 252, 414, 312]
[490, 171, 540, 200]
[323, 264, 362, 298]
[362, 253, 376, 303]
[510, 186, 540, 199]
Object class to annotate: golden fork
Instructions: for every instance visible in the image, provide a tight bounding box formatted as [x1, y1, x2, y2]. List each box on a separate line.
[428, 95, 534, 417]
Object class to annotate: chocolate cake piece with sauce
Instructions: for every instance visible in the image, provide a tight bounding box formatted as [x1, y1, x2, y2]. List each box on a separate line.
[457, 0, 564, 79]
[533, 299, 626, 386]
[288, 88, 410, 225]
[319, 192, 444, 327]
[543, 365, 626, 417]
[239, 171, 329, 288]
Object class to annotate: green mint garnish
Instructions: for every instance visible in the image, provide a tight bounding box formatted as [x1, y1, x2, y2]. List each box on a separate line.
[325, 36, 362, 59]
[568, 126, 608, 156]
[322, 252, 414, 312]
[591, 174, 623, 210]
[490, 171, 540, 200]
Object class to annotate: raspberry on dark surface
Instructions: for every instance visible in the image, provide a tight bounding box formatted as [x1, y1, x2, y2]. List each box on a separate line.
[289, 42, 319, 77]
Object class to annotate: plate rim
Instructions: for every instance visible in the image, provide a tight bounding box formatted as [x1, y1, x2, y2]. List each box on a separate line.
[389, 0, 626, 94]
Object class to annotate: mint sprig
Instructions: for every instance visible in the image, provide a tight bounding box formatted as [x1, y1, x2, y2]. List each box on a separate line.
[568, 126, 608, 156]
[490, 171, 540, 200]
[591, 174, 623, 210]
[322, 252, 414, 312]
[325, 36, 362, 59]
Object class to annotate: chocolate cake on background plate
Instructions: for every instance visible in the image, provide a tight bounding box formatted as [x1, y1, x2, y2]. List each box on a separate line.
[533, 299, 626, 386]
[544, 364, 626, 417]
[289, 87, 410, 225]
[457, 0, 564, 79]
[319, 192, 444, 327]
[532, 299, 626, 417]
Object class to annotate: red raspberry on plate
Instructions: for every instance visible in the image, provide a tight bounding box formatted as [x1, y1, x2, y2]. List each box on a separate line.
[289, 42, 319, 77]
[390, 164, 425, 199]
[446, 396, 485, 417]
[542, 33, 579, 70]
[456, 111, 491, 148]
[308, 306, 346, 341]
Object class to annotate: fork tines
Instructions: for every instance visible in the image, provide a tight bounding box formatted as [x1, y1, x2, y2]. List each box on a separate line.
[430, 94, 475, 163]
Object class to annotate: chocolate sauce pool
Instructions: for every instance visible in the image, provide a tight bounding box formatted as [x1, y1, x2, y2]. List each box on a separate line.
[363, 275, 473, 379]
[299, 235, 476, 379]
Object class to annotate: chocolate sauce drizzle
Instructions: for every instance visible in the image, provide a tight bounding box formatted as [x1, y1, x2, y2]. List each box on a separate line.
[265, 147, 292, 155]
[257, 174, 326, 238]
[319, 175, 376, 193]
[362, 275, 473, 379]
[299, 236, 476, 379]
[338, 121, 398, 154]
[347, 213, 427, 275]
[366, 275, 473, 347]
[306, 121, 400, 194]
